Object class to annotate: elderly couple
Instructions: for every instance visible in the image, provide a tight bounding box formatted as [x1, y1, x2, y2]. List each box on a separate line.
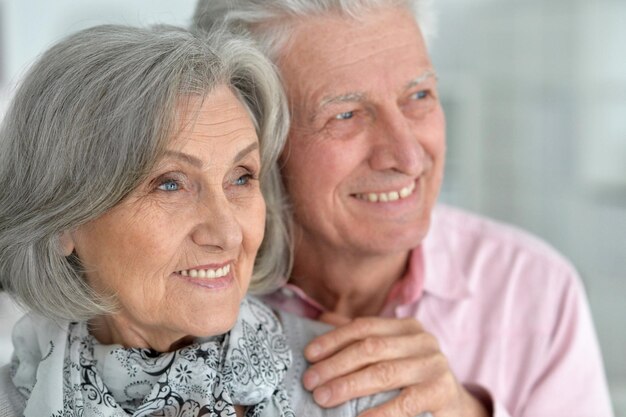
[0, 0, 613, 416]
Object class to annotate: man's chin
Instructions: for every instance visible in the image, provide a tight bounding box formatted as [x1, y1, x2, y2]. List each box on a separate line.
[349, 222, 431, 257]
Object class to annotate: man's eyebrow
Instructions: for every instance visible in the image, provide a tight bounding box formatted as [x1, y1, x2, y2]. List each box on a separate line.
[319, 92, 367, 108]
[163, 142, 259, 168]
[311, 92, 366, 123]
[311, 71, 438, 120]
[404, 70, 438, 91]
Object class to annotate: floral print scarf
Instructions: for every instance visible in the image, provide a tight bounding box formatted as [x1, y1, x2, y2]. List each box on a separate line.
[10, 296, 294, 417]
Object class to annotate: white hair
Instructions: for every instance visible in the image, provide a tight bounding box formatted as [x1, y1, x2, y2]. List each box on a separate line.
[192, 0, 436, 63]
[0, 24, 291, 321]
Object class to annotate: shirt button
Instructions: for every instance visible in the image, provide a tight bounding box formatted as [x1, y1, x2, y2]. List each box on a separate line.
[281, 287, 294, 298]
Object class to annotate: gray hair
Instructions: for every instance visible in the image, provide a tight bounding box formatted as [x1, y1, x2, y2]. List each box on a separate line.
[192, 0, 436, 63]
[0, 24, 291, 321]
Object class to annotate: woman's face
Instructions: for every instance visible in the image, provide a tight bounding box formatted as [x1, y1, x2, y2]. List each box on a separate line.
[65, 86, 266, 351]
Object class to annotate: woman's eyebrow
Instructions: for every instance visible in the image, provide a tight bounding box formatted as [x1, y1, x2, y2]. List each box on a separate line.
[163, 141, 259, 168]
[233, 142, 259, 163]
[163, 150, 203, 168]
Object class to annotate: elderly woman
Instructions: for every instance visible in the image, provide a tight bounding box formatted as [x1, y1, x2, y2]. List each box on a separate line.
[0, 25, 401, 417]
[0, 24, 293, 416]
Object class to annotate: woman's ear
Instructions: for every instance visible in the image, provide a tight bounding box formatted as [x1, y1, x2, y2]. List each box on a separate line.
[58, 231, 75, 257]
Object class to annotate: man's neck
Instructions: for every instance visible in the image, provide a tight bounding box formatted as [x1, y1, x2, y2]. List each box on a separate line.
[290, 240, 411, 318]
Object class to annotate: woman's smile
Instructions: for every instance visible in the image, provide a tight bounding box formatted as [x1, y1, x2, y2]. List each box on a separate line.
[175, 262, 235, 289]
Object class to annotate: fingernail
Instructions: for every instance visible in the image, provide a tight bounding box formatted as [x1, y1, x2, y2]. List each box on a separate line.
[303, 370, 320, 390]
[314, 386, 331, 406]
[306, 343, 322, 360]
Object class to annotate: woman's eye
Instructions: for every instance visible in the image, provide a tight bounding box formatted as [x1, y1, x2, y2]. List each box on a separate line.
[157, 179, 181, 192]
[234, 174, 253, 186]
[335, 111, 354, 120]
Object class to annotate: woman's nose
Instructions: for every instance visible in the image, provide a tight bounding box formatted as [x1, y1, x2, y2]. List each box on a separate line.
[190, 195, 243, 252]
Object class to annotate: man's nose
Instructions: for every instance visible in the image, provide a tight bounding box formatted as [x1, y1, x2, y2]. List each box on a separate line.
[190, 194, 243, 252]
[368, 107, 425, 175]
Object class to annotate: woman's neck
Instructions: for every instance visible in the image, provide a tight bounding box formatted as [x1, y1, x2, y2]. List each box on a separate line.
[290, 240, 410, 318]
[88, 315, 193, 352]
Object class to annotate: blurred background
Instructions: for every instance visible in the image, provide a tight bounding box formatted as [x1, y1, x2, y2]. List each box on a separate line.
[0, 0, 624, 414]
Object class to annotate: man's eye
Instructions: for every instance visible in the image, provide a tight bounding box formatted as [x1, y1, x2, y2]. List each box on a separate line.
[411, 90, 428, 100]
[335, 111, 354, 120]
[157, 179, 181, 192]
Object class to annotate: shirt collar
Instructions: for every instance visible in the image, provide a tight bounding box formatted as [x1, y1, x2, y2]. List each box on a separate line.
[274, 206, 472, 315]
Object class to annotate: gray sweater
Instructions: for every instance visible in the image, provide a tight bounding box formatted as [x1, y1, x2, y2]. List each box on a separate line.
[0, 312, 426, 416]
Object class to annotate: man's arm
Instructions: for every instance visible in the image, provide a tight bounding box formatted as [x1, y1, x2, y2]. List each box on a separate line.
[302, 270, 614, 417]
[303, 315, 490, 417]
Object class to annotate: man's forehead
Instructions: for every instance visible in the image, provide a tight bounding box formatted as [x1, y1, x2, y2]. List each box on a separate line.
[279, 8, 433, 122]
[280, 8, 427, 72]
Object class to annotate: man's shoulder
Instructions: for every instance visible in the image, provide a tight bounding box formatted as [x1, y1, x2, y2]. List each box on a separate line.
[425, 204, 583, 313]
[424, 205, 586, 335]
[430, 204, 577, 277]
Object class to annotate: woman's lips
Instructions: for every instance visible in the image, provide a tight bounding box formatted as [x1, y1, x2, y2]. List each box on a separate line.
[174, 263, 235, 290]
[176, 263, 231, 279]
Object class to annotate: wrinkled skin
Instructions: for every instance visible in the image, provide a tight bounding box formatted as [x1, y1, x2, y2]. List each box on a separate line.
[276, 7, 489, 417]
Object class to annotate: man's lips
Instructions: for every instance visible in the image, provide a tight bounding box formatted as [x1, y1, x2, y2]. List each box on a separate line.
[352, 180, 417, 203]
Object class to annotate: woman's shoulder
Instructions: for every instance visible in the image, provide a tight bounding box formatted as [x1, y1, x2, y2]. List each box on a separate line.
[278, 309, 333, 347]
[276, 311, 398, 417]
[0, 363, 25, 417]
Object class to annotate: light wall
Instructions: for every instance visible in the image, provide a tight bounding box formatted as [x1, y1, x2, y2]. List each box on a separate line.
[432, 0, 626, 414]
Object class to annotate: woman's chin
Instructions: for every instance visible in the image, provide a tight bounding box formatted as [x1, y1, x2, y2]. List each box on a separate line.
[189, 304, 241, 339]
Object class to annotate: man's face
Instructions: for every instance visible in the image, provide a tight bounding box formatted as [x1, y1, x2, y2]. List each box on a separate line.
[278, 7, 446, 257]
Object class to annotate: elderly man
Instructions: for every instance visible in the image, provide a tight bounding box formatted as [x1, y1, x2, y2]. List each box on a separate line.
[193, 1, 613, 416]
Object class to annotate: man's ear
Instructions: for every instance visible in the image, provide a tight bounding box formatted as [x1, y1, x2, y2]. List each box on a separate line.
[58, 231, 75, 257]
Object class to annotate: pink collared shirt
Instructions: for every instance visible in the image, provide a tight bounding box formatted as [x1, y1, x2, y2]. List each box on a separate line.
[264, 205, 614, 417]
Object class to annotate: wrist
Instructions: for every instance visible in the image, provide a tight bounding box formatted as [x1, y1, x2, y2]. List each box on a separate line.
[462, 383, 493, 417]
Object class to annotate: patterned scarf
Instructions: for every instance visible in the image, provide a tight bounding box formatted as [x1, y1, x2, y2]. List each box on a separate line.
[10, 296, 294, 417]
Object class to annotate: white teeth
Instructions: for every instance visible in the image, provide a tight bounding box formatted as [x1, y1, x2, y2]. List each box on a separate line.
[178, 264, 231, 279]
[399, 185, 412, 198]
[355, 181, 416, 203]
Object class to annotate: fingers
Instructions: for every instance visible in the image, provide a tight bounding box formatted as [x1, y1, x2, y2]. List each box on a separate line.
[356, 370, 482, 417]
[302, 316, 487, 417]
[307, 349, 447, 408]
[357, 384, 438, 417]
[305, 317, 423, 362]
[304, 332, 438, 389]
